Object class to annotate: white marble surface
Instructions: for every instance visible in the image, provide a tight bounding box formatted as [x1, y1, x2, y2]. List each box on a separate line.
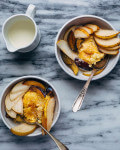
[0, 0, 120, 150]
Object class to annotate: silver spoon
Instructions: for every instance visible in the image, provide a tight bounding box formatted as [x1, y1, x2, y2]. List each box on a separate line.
[23, 118, 69, 150]
[72, 56, 109, 113]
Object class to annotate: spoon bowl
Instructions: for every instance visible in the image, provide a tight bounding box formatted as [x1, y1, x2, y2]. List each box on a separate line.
[72, 55, 109, 112]
[22, 118, 69, 150]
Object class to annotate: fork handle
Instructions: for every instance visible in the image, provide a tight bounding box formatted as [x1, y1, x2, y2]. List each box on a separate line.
[72, 69, 96, 112]
[36, 122, 69, 150]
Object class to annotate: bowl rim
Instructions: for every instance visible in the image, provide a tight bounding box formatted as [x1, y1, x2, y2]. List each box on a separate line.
[55, 15, 120, 81]
[0, 75, 61, 136]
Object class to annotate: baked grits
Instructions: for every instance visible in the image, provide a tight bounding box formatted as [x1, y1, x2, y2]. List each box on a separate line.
[79, 36, 104, 66]
[23, 90, 51, 123]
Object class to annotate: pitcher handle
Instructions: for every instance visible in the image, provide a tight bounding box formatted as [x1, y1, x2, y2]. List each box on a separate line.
[26, 4, 36, 18]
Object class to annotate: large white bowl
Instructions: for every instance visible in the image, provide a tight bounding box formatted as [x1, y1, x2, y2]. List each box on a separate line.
[0, 76, 60, 136]
[55, 15, 119, 81]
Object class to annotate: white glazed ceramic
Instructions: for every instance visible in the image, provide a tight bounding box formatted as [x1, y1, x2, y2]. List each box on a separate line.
[2, 4, 41, 53]
[55, 15, 119, 81]
[0, 76, 60, 136]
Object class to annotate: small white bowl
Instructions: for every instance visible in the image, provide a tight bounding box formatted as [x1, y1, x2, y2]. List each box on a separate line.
[0, 76, 60, 136]
[55, 15, 119, 81]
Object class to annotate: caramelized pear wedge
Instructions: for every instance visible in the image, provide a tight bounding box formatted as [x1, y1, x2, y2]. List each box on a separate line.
[23, 80, 46, 90]
[67, 30, 77, 51]
[11, 123, 36, 136]
[62, 53, 79, 75]
[63, 26, 76, 41]
[10, 91, 25, 102]
[42, 97, 55, 135]
[10, 82, 30, 101]
[98, 47, 119, 55]
[30, 86, 46, 98]
[5, 94, 14, 110]
[76, 39, 83, 50]
[57, 40, 78, 60]
[99, 45, 120, 51]
[69, 63, 79, 75]
[12, 97, 23, 115]
[6, 109, 17, 119]
[94, 37, 120, 48]
[85, 24, 99, 32]
[75, 58, 92, 71]
[10, 81, 30, 93]
[83, 68, 104, 76]
[44, 97, 55, 132]
[79, 26, 93, 34]
[42, 114, 47, 135]
[61, 53, 73, 65]
[74, 28, 90, 38]
[94, 29, 119, 39]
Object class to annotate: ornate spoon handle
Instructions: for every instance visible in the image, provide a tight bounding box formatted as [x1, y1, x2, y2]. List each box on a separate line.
[36, 122, 69, 150]
[72, 69, 96, 112]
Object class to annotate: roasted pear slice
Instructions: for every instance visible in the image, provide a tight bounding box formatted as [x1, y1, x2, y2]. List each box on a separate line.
[79, 26, 93, 34]
[23, 80, 46, 90]
[10, 82, 30, 101]
[30, 86, 45, 98]
[69, 63, 79, 75]
[6, 109, 17, 118]
[98, 47, 119, 55]
[94, 29, 119, 39]
[10, 91, 25, 102]
[85, 24, 99, 32]
[83, 68, 104, 76]
[11, 123, 36, 136]
[67, 30, 77, 51]
[10, 81, 30, 93]
[57, 40, 78, 60]
[94, 37, 120, 48]
[5, 94, 14, 110]
[12, 97, 23, 115]
[63, 26, 76, 41]
[99, 45, 120, 51]
[62, 53, 79, 75]
[62, 53, 73, 65]
[42, 114, 47, 135]
[44, 97, 55, 132]
[74, 28, 90, 38]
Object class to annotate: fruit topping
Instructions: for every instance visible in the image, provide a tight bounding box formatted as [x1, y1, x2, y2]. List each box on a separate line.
[11, 123, 36, 136]
[57, 40, 78, 60]
[23, 80, 46, 90]
[75, 58, 92, 71]
[67, 30, 77, 51]
[94, 29, 119, 39]
[74, 28, 90, 38]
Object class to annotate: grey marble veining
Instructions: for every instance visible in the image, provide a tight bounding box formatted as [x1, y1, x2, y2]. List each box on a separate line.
[0, 0, 120, 150]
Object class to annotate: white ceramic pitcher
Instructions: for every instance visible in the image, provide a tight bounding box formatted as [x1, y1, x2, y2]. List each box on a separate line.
[2, 4, 41, 53]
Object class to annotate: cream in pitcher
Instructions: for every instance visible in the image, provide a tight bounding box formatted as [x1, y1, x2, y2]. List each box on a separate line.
[8, 19, 35, 49]
[2, 4, 41, 53]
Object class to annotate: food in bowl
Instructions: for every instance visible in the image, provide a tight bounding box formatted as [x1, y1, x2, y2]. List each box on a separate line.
[5, 80, 55, 136]
[57, 24, 120, 76]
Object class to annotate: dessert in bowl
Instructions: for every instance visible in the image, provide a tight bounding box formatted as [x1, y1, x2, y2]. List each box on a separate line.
[55, 15, 120, 80]
[0, 76, 60, 136]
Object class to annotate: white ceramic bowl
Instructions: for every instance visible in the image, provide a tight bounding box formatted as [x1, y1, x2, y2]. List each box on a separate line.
[0, 76, 60, 136]
[55, 15, 119, 81]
